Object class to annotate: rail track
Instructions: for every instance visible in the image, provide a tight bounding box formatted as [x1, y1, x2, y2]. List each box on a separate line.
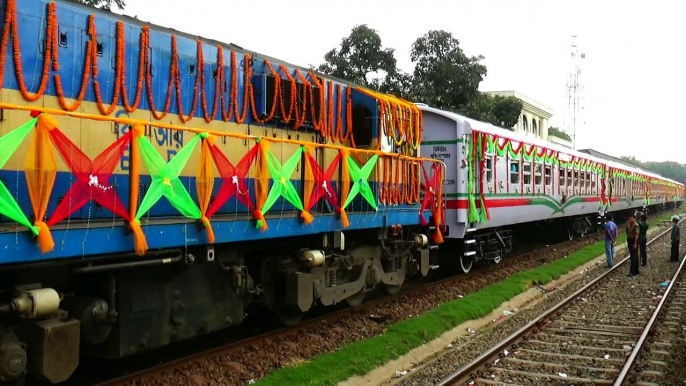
[74, 211, 675, 386]
[84, 230, 605, 386]
[436, 218, 686, 386]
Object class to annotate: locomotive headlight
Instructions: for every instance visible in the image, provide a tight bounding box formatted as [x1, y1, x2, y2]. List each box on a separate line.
[300, 250, 326, 267]
[414, 234, 429, 247]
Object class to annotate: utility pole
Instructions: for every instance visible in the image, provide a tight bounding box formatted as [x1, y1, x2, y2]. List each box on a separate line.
[566, 36, 585, 150]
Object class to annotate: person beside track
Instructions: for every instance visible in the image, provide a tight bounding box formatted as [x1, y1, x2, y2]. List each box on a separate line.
[604, 214, 618, 268]
[671, 215, 680, 262]
[626, 215, 640, 277]
[638, 212, 649, 266]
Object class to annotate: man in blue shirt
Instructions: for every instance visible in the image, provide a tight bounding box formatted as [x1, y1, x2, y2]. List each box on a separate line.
[604, 214, 618, 267]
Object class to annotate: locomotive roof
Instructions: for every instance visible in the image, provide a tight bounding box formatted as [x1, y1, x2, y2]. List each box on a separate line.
[418, 104, 683, 186]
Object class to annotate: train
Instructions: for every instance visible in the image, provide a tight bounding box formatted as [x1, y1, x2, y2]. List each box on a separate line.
[419, 106, 684, 273]
[0, 0, 682, 384]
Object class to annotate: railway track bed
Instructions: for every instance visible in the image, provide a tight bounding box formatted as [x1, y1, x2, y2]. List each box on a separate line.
[434, 221, 686, 386]
[83, 225, 611, 386]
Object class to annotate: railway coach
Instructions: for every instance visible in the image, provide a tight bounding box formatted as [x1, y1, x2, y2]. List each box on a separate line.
[419, 104, 684, 274]
[0, 0, 444, 383]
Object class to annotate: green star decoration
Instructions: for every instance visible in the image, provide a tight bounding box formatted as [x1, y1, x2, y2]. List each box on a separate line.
[134, 133, 206, 221]
[261, 146, 305, 216]
[342, 154, 378, 211]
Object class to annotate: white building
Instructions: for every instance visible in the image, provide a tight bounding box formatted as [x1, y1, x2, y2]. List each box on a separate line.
[483, 90, 553, 140]
[483, 90, 571, 149]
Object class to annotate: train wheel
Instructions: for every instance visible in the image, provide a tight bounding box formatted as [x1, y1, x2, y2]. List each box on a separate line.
[345, 290, 366, 307]
[567, 226, 574, 240]
[460, 253, 474, 273]
[273, 306, 303, 326]
[382, 283, 401, 296]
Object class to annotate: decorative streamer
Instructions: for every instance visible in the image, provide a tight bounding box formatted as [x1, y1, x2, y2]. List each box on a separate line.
[196, 135, 215, 243]
[25, 114, 58, 253]
[128, 124, 147, 256]
[301, 146, 315, 223]
[254, 139, 270, 231]
[419, 163, 442, 234]
[467, 134, 478, 223]
[339, 149, 351, 227]
[0, 116, 39, 235]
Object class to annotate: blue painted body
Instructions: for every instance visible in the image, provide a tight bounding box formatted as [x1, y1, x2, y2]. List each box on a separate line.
[0, 0, 424, 264]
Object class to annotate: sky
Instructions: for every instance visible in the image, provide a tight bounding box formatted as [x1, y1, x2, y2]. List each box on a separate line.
[113, 0, 686, 164]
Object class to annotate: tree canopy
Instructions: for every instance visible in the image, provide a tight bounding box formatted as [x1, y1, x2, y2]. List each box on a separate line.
[410, 30, 486, 112]
[74, 0, 125, 10]
[318, 25, 398, 88]
[548, 126, 571, 141]
[620, 156, 686, 185]
[318, 26, 522, 129]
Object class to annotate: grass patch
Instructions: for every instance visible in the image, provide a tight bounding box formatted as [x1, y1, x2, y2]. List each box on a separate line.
[254, 209, 683, 386]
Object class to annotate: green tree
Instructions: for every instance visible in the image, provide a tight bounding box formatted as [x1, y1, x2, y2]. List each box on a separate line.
[548, 126, 571, 141]
[460, 93, 522, 130]
[371, 70, 414, 100]
[619, 157, 686, 184]
[318, 25, 399, 89]
[490, 95, 523, 128]
[410, 30, 487, 111]
[74, 0, 125, 10]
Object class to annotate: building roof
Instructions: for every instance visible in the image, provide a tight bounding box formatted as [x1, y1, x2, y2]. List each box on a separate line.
[577, 148, 647, 171]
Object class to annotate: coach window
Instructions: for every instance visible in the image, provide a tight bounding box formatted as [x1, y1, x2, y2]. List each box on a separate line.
[585, 171, 590, 191]
[591, 172, 597, 192]
[534, 164, 542, 185]
[559, 167, 566, 187]
[545, 165, 552, 186]
[509, 160, 520, 184]
[567, 169, 573, 187]
[574, 170, 579, 187]
[484, 155, 493, 183]
[523, 162, 532, 184]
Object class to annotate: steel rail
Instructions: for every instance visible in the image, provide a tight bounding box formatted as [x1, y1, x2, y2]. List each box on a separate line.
[435, 216, 685, 386]
[91, 224, 599, 386]
[614, 250, 686, 385]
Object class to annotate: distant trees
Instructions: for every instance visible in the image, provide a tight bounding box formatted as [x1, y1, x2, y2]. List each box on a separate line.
[620, 156, 686, 185]
[548, 126, 571, 141]
[74, 0, 125, 10]
[318, 26, 523, 130]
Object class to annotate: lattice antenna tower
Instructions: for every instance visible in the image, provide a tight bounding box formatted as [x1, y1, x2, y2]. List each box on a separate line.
[563, 36, 585, 150]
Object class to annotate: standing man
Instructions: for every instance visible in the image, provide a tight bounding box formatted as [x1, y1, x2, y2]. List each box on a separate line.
[626, 215, 639, 276]
[638, 212, 649, 266]
[671, 215, 680, 262]
[604, 214, 618, 268]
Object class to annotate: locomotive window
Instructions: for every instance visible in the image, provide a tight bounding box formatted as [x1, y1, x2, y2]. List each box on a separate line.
[485, 156, 493, 183]
[509, 161, 520, 184]
[534, 164, 542, 185]
[545, 165, 552, 186]
[523, 162, 532, 185]
[559, 167, 566, 187]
